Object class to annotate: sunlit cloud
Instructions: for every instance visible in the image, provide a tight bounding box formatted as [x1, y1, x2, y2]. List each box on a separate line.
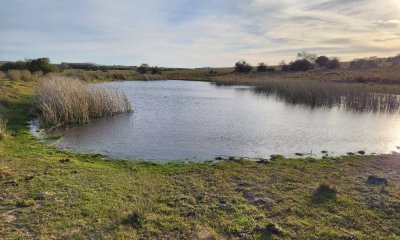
[0, 0, 399, 67]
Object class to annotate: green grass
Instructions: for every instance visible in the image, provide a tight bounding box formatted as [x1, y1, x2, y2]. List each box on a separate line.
[1, 79, 399, 239]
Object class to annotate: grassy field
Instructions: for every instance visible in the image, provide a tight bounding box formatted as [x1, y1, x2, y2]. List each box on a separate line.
[56, 66, 400, 94]
[0, 79, 399, 239]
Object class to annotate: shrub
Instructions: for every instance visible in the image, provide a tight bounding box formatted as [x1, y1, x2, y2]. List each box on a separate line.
[151, 66, 162, 75]
[289, 59, 314, 71]
[27, 58, 58, 73]
[138, 64, 150, 74]
[234, 60, 252, 73]
[20, 70, 33, 81]
[7, 70, 21, 80]
[316, 56, 330, 68]
[257, 63, 268, 72]
[349, 58, 379, 70]
[34, 76, 132, 126]
[326, 58, 340, 69]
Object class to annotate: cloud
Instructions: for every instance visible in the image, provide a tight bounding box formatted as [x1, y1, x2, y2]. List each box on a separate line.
[0, 0, 399, 67]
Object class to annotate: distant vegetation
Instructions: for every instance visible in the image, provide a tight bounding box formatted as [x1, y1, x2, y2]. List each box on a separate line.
[235, 52, 341, 74]
[34, 76, 132, 127]
[1, 58, 58, 74]
[234, 60, 253, 73]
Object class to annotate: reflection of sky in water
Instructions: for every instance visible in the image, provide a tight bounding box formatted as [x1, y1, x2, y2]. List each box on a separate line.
[41, 80, 400, 162]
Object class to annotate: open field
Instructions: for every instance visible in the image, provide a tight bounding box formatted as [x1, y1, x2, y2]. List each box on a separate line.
[0, 79, 400, 239]
[52, 65, 400, 94]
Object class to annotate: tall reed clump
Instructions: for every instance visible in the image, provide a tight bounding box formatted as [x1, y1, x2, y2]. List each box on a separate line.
[35, 76, 132, 127]
[252, 80, 400, 113]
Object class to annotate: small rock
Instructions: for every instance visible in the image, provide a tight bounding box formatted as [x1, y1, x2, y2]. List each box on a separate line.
[357, 150, 366, 155]
[295, 153, 304, 156]
[367, 175, 388, 186]
[4, 180, 18, 186]
[25, 175, 34, 181]
[59, 158, 70, 163]
[72, 170, 80, 174]
[214, 157, 223, 160]
[256, 158, 272, 164]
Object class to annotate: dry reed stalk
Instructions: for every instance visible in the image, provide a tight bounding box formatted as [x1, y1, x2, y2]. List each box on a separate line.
[35, 76, 132, 126]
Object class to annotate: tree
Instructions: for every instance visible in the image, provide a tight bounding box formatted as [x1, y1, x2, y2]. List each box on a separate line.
[151, 66, 162, 74]
[315, 56, 330, 68]
[234, 60, 252, 73]
[26, 58, 58, 73]
[326, 58, 340, 69]
[289, 59, 314, 71]
[138, 64, 150, 74]
[297, 51, 317, 63]
[257, 63, 268, 72]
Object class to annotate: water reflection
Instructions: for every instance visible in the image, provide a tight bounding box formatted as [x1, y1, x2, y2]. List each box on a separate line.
[42, 80, 400, 161]
[251, 81, 400, 113]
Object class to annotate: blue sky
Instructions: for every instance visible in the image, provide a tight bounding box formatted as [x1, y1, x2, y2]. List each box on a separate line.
[1, 0, 399, 67]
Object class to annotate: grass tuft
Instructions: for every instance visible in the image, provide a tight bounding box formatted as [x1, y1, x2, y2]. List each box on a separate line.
[312, 183, 338, 203]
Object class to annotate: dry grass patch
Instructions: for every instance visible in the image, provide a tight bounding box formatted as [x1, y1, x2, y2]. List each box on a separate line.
[0, 118, 7, 140]
[35, 76, 132, 126]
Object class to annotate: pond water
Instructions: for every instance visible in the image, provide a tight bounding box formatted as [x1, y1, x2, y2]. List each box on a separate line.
[46, 80, 400, 162]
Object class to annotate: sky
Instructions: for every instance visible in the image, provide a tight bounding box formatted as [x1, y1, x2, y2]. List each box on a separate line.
[1, 0, 400, 68]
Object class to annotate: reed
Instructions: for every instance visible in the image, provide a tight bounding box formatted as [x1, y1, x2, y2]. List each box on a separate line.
[250, 80, 400, 113]
[35, 76, 132, 127]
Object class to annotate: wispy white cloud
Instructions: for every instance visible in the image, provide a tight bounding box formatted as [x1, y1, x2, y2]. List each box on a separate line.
[0, 0, 399, 67]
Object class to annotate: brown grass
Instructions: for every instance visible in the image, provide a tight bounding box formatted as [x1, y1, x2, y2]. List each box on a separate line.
[35, 76, 132, 126]
[7, 70, 21, 81]
[20, 70, 32, 81]
[0, 71, 5, 79]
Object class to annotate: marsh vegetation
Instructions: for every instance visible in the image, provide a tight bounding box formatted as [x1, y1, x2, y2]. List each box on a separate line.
[34, 76, 132, 127]
[251, 80, 400, 113]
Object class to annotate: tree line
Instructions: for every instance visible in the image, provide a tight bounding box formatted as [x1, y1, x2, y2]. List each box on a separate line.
[234, 52, 341, 73]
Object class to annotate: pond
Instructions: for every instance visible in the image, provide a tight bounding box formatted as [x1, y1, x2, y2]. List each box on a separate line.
[43, 80, 400, 162]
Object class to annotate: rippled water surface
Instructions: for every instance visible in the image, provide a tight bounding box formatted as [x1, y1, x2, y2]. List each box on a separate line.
[48, 80, 400, 161]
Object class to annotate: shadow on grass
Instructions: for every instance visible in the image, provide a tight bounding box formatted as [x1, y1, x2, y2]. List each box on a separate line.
[311, 183, 338, 204]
